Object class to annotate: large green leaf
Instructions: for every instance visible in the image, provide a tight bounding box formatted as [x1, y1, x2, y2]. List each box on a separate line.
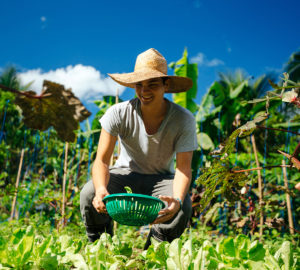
[274, 241, 293, 270]
[170, 48, 198, 113]
[181, 239, 193, 269]
[17, 234, 34, 265]
[219, 237, 236, 257]
[168, 238, 182, 268]
[196, 93, 214, 122]
[248, 240, 265, 261]
[208, 81, 226, 106]
[194, 240, 215, 270]
[235, 234, 250, 260]
[91, 95, 122, 145]
[39, 254, 59, 270]
[229, 80, 248, 99]
[263, 250, 281, 270]
[284, 50, 300, 82]
[167, 258, 179, 270]
[197, 132, 214, 150]
[38, 236, 52, 257]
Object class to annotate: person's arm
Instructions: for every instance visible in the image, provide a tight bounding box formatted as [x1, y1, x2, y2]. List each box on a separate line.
[92, 128, 117, 213]
[152, 151, 193, 224]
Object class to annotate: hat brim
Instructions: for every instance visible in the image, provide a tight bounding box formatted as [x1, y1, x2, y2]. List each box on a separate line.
[108, 70, 193, 93]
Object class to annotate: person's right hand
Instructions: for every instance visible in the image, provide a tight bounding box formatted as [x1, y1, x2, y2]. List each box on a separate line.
[92, 186, 109, 214]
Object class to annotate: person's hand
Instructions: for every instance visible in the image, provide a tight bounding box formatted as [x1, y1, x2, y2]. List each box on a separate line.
[92, 186, 109, 214]
[151, 196, 181, 224]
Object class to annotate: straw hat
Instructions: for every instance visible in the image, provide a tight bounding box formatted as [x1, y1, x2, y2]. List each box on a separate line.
[108, 48, 193, 93]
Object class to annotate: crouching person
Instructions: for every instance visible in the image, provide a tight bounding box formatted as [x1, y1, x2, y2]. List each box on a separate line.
[80, 48, 197, 249]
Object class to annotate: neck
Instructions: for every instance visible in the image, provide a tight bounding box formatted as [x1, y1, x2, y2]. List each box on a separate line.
[140, 98, 168, 118]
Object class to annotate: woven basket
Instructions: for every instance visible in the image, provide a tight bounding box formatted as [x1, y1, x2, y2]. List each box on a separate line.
[103, 193, 165, 226]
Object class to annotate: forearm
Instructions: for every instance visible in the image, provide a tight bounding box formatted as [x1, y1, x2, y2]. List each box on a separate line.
[173, 168, 192, 202]
[92, 159, 110, 193]
[92, 129, 117, 195]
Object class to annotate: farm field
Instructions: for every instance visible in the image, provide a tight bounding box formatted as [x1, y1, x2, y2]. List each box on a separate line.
[0, 216, 299, 269]
[0, 49, 299, 269]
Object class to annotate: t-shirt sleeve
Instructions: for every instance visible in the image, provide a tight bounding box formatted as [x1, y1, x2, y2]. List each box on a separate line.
[99, 104, 121, 137]
[174, 115, 198, 153]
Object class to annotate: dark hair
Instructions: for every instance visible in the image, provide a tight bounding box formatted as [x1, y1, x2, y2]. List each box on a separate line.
[162, 77, 169, 84]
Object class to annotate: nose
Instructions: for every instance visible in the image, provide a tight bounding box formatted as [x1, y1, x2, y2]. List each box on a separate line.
[140, 84, 151, 93]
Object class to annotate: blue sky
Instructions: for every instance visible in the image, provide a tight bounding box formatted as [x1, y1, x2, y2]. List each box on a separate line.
[1, 0, 299, 119]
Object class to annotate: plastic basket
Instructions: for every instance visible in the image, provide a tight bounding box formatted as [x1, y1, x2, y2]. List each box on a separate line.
[102, 193, 165, 226]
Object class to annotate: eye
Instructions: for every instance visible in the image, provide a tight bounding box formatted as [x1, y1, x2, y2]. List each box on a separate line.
[149, 84, 158, 89]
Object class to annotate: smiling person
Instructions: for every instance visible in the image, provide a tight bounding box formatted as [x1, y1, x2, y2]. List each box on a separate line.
[80, 48, 197, 249]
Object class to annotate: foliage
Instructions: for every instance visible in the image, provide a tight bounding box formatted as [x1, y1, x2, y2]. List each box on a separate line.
[284, 49, 300, 83]
[0, 49, 300, 268]
[195, 123, 260, 213]
[3, 80, 92, 142]
[194, 73, 300, 233]
[247, 72, 300, 112]
[0, 220, 298, 269]
[124, 186, 133, 193]
[91, 95, 122, 146]
[169, 48, 198, 114]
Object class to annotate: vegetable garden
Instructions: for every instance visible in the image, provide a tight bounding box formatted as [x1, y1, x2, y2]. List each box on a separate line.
[0, 49, 299, 269]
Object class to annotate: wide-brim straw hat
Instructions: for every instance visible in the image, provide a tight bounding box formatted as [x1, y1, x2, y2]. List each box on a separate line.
[108, 48, 193, 93]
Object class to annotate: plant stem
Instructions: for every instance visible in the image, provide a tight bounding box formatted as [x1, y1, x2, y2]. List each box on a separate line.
[256, 125, 300, 136]
[278, 150, 300, 170]
[282, 159, 294, 235]
[10, 148, 25, 220]
[61, 142, 69, 229]
[116, 88, 120, 158]
[114, 89, 120, 235]
[232, 164, 293, 173]
[0, 83, 51, 99]
[251, 135, 264, 240]
[292, 141, 300, 159]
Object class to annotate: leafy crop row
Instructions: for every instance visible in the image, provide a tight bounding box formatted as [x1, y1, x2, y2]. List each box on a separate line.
[0, 219, 298, 269]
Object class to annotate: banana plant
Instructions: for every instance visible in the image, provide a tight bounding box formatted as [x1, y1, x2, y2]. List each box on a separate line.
[169, 48, 198, 114]
[91, 95, 122, 146]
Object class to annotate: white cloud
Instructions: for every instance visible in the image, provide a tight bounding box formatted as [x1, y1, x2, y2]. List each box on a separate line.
[206, 58, 224, 67]
[191, 53, 205, 65]
[18, 64, 125, 101]
[191, 52, 224, 67]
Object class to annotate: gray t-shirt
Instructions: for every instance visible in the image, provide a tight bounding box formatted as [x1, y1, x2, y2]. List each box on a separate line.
[100, 98, 198, 174]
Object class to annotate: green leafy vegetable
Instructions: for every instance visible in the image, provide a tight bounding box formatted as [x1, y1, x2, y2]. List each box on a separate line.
[124, 186, 133, 193]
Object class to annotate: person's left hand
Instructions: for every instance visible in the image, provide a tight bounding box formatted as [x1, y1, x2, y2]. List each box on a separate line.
[151, 195, 181, 224]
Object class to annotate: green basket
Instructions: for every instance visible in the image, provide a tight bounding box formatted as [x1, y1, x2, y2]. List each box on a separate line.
[103, 193, 165, 226]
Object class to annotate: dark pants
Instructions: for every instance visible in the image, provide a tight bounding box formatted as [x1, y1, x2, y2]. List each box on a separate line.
[80, 168, 192, 243]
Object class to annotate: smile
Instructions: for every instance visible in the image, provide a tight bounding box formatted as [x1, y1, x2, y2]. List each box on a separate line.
[141, 95, 153, 101]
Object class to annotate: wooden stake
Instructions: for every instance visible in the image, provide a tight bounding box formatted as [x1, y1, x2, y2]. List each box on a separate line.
[10, 148, 25, 220]
[61, 142, 69, 228]
[282, 159, 294, 234]
[232, 164, 293, 173]
[250, 135, 264, 239]
[114, 89, 120, 234]
[110, 89, 120, 166]
[116, 88, 120, 157]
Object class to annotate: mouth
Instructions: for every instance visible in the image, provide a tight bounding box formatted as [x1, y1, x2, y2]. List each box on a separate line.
[141, 95, 153, 102]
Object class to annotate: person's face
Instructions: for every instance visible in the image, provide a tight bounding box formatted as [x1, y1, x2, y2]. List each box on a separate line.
[135, 78, 169, 106]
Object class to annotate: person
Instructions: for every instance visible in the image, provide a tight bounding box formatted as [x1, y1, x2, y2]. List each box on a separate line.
[80, 48, 198, 249]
